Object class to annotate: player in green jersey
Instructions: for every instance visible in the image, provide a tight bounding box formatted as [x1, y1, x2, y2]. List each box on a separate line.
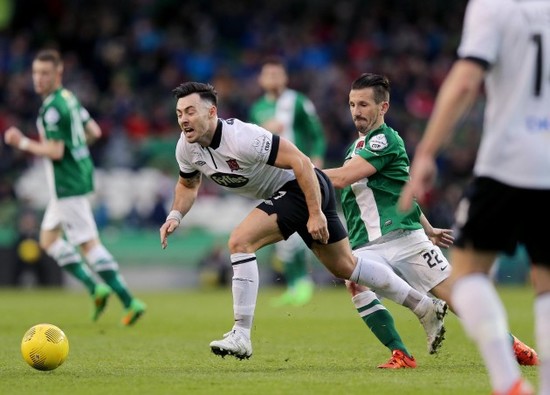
[4, 49, 145, 326]
[249, 57, 326, 306]
[324, 72, 537, 369]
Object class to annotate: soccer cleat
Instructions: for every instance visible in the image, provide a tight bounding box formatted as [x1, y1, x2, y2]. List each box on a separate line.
[492, 379, 534, 395]
[121, 298, 146, 326]
[377, 350, 417, 369]
[419, 298, 448, 354]
[270, 290, 296, 307]
[210, 330, 252, 360]
[512, 336, 539, 366]
[92, 283, 112, 322]
[292, 278, 314, 306]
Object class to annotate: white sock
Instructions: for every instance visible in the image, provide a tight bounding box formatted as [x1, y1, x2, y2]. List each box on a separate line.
[350, 257, 427, 310]
[452, 274, 520, 393]
[535, 293, 550, 395]
[86, 244, 119, 271]
[230, 253, 259, 339]
[46, 238, 82, 266]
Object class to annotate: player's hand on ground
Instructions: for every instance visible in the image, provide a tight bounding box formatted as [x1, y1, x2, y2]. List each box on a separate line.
[4, 126, 24, 147]
[429, 228, 454, 249]
[307, 213, 329, 244]
[398, 154, 437, 212]
[159, 219, 179, 249]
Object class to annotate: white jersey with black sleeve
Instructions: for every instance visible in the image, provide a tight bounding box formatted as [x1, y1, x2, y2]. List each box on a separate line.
[458, 0, 550, 188]
[175, 118, 296, 200]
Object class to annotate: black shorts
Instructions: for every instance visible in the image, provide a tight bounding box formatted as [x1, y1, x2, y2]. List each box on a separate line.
[454, 177, 550, 266]
[256, 168, 348, 248]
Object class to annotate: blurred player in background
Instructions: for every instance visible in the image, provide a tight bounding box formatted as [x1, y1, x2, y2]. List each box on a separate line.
[161, 81, 446, 361]
[4, 49, 146, 326]
[249, 57, 327, 306]
[325, 72, 537, 369]
[399, 0, 550, 393]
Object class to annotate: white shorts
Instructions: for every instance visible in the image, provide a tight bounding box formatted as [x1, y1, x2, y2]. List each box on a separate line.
[41, 195, 99, 246]
[353, 229, 451, 294]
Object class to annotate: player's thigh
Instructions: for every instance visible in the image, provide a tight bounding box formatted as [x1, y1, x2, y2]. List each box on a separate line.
[392, 235, 451, 294]
[57, 196, 99, 246]
[393, 248, 451, 294]
[229, 207, 284, 253]
[311, 238, 355, 279]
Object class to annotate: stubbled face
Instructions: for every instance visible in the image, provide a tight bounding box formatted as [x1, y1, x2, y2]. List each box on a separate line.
[32, 60, 61, 97]
[258, 64, 288, 95]
[176, 93, 215, 145]
[348, 87, 387, 135]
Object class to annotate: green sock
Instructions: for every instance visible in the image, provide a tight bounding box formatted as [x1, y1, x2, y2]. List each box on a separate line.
[284, 249, 308, 289]
[63, 262, 97, 295]
[356, 293, 412, 358]
[97, 270, 133, 308]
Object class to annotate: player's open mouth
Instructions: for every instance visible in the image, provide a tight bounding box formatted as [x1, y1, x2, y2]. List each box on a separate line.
[184, 127, 194, 134]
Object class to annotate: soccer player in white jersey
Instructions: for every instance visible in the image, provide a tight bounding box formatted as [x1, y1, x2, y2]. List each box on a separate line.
[399, 0, 550, 394]
[3, 49, 146, 325]
[160, 81, 446, 361]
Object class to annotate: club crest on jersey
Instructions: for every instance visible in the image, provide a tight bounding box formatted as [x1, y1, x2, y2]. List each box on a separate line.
[368, 134, 388, 151]
[354, 139, 365, 154]
[226, 159, 241, 172]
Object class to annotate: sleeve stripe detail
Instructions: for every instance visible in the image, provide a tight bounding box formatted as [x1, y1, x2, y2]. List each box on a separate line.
[267, 135, 279, 166]
[180, 170, 199, 178]
[461, 56, 490, 70]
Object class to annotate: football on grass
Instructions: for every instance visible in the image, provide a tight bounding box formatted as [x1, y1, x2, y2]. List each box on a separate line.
[21, 323, 69, 371]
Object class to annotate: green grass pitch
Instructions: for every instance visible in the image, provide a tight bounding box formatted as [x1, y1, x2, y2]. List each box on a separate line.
[0, 284, 538, 395]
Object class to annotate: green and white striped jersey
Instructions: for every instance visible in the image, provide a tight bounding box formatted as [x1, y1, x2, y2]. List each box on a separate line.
[249, 89, 326, 158]
[340, 123, 423, 250]
[36, 87, 94, 198]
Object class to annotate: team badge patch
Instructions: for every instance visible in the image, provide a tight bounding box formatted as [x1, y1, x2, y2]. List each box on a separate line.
[354, 139, 365, 154]
[368, 134, 388, 151]
[226, 159, 241, 171]
[44, 107, 60, 124]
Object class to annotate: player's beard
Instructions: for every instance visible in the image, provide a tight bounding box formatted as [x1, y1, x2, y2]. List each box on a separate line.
[354, 117, 375, 134]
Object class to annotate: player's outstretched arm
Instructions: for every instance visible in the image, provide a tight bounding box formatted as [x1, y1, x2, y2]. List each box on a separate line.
[160, 173, 201, 249]
[4, 126, 64, 159]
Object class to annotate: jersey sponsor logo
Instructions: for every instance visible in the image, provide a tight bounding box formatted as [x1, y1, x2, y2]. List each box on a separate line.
[44, 107, 60, 125]
[368, 134, 388, 151]
[526, 116, 550, 132]
[210, 172, 249, 188]
[226, 158, 241, 172]
[71, 146, 90, 160]
[194, 160, 206, 166]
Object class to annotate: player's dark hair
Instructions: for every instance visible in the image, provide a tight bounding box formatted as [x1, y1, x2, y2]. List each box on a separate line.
[261, 55, 286, 69]
[173, 82, 218, 106]
[34, 49, 62, 67]
[351, 73, 390, 103]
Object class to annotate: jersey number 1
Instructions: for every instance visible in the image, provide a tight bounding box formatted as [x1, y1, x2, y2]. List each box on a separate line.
[531, 33, 548, 97]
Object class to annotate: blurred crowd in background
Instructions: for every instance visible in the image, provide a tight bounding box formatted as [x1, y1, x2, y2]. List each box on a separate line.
[0, 0, 494, 284]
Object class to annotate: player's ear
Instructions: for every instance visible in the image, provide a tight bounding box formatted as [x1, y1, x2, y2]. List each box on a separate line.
[208, 105, 217, 118]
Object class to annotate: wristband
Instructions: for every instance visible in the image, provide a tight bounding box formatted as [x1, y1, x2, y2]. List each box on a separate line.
[166, 210, 183, 225]
[18, 137, 30, 151]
